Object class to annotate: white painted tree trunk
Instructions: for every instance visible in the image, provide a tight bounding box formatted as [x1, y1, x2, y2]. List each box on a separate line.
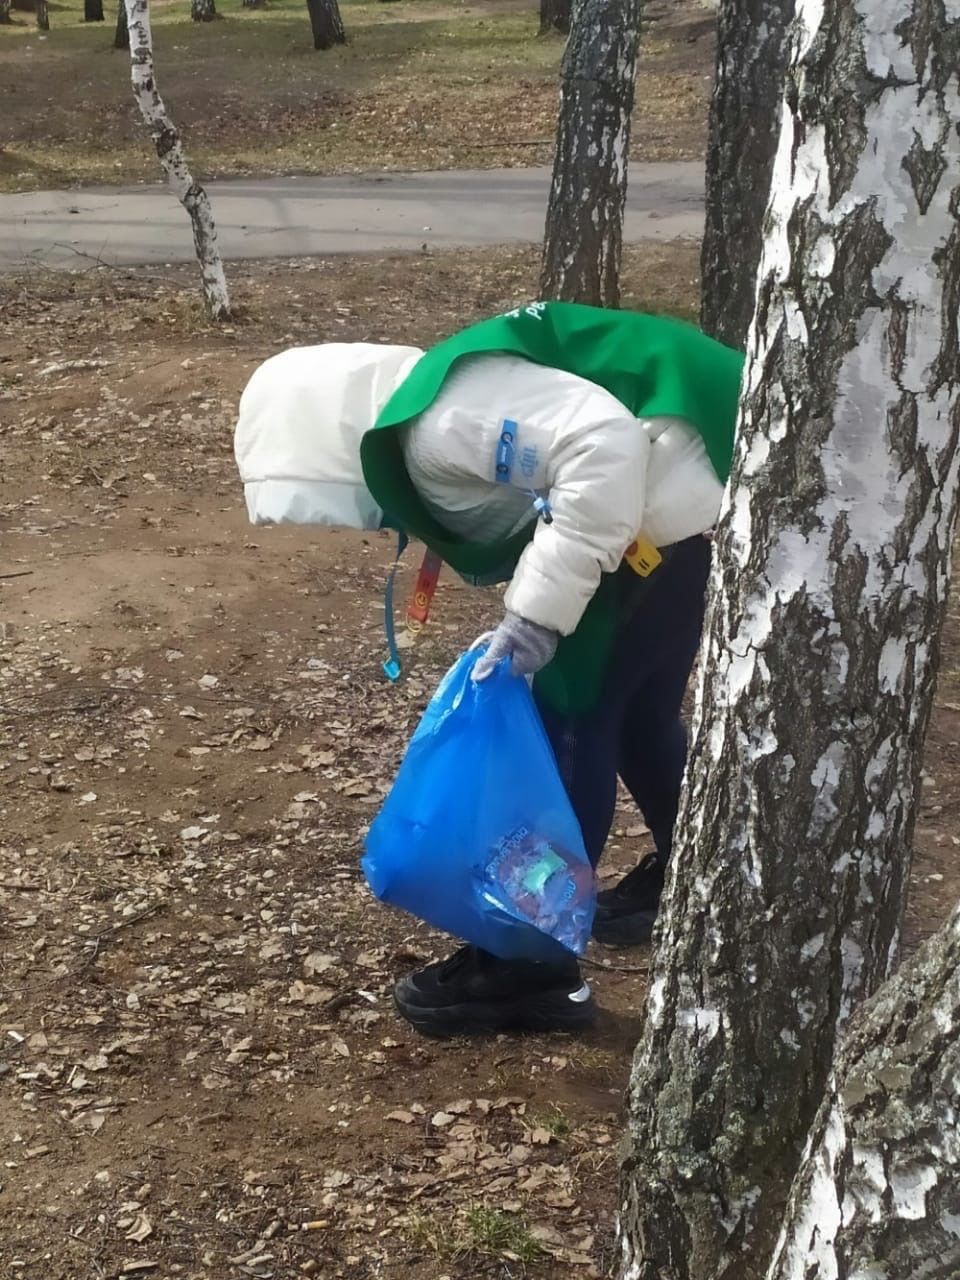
[124, 0, 230, 320]
[620, 0, 960, 1272]
[700, 0, 794, 349]
[540, 0, 641, 307]
[767, 901, 960, 1279]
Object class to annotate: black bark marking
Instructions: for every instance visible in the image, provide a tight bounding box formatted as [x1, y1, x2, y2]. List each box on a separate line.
[902, 133, 949, 215]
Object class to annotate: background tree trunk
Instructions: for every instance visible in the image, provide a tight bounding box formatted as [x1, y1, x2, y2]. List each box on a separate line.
[538, 0, 571, 36]
[620, 0, 960, 1272]
[124, 0, 231, 319]
[114, 1, 129, 48]
[35, 0, 48, 28]
[191, 0, 216, 20]
[85, 0, 105, 19]
[305, 0, 345, 49]
[768, 902, 960, 1278]
[539, 0, 641, 307]
[699, 0, 794, 349]
[0, 0, 11, 23]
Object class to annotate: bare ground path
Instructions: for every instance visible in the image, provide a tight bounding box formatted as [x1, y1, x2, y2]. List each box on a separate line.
[0, 163, 704, 272]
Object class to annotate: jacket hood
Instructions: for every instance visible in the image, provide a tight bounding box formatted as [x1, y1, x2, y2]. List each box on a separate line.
[235, 342, 423, 529]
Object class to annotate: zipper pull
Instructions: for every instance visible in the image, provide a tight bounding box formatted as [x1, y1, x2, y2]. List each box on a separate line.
[527, 490, 553, 525]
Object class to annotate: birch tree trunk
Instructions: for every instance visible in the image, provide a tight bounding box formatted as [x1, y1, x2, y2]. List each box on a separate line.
[540, 0, 641, 307]
[539, 0, 571, 36]
[114, 1, 129, 48]
[620, 0, 960, 1272]
[766, 901, 960, 1279]
[124, 0, 230, 319]
[699, 0, 793, 349]
[35, 0, 48, 29]
[190, 0, 216, 21]
[305, 0, 345, 50]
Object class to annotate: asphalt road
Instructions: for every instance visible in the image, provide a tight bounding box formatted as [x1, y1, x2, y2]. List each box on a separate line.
[0, 162, 704, 272]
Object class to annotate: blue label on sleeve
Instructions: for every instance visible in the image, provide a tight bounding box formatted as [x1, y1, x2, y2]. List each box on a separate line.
[495, 419, 518, 484]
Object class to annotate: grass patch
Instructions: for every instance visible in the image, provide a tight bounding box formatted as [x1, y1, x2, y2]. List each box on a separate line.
[0, 0, 559, 189]
[527, 1103, 571, 1138]
[466, 1204, 547, 1264]
[0, 0, 712, 191]
[405, 1202, 546, 1263]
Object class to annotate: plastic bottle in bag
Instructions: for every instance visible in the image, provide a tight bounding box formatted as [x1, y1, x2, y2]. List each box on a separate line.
[478, 825, 594, 952]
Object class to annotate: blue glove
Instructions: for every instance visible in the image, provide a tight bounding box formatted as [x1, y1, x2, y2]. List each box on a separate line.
[472, 611, 559, 682]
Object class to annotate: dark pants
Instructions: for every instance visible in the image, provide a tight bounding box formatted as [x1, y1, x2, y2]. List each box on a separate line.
[535, 535, 711, 868]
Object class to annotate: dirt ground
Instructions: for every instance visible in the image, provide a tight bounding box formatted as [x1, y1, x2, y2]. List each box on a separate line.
[0, 0, 714, 191]
[2, 247, 959, 1280]
[0, 245, 690, 1280]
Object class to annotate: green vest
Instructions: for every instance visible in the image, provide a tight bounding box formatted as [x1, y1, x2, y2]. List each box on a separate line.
[360, 301, 744, 715]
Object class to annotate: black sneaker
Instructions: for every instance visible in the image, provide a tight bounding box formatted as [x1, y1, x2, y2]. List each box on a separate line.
[393, 945, 596, 1037]
[591, 852, 665, 946]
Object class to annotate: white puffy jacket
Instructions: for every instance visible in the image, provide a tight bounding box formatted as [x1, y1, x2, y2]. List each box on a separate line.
[403, 353, 722, 636]
[235, 344, 723, 638]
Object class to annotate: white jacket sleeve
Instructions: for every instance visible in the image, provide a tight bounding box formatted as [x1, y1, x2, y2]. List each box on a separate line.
[403, 354, 650, 638]
[505, 411, 648, 635]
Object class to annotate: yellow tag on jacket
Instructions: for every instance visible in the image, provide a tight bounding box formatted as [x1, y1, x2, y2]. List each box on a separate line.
[623, 535, 662, 577]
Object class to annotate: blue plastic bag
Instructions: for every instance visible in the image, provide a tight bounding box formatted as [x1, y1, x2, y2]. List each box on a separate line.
[363, 649, 595, 962]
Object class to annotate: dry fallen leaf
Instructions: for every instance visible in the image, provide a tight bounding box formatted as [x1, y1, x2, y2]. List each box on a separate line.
[303, 952, 337, 978]
[288, 980, 334, 1006]
[125, 1213, 154, 1243]
[530, 1222, 565, 1246]
[444, 1099, 473, 1115]
[385, 1109, 416, 1124]
[339, 778, 372, 797]
[507, 1143, 533, 1165]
